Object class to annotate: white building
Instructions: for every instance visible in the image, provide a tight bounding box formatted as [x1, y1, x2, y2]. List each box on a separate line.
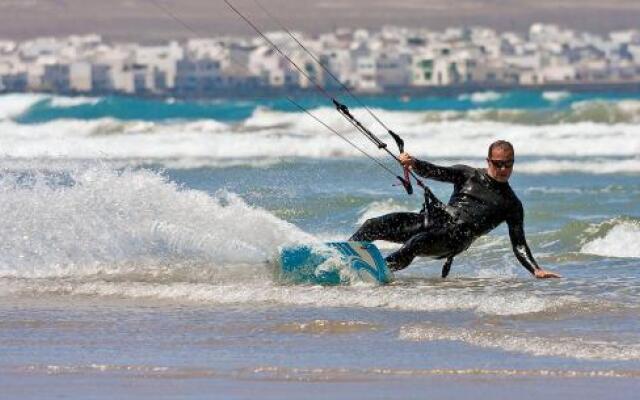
[135, 41, 183, 89]
[354, 56, 378, 92]
[319, 48, 356, 89]
[174, 57, 224, 95]
[386, 52, 413, 87]
[41, 63, 71, 92]
[541, 64, 577, 82]
[91, 64, 113, 92]
[249, 46, 298, 87]
[111, 64, 136, 93]
[70, 62, 92, 92]
[0, 24, 638, 96]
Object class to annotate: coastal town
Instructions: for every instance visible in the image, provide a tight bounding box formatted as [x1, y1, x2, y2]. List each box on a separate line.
[1, 23, 640, 97]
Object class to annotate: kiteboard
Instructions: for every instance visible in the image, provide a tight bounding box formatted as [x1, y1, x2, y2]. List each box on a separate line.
[276, 241, 393, 285]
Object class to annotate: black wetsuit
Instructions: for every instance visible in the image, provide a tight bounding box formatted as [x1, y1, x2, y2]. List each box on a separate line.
[350, 160, 541, 276]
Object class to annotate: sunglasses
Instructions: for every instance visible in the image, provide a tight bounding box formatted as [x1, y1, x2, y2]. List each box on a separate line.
[488, 159, 514, 169]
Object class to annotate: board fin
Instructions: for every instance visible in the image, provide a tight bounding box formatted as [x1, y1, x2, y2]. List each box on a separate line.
[441, 256, 454, 278]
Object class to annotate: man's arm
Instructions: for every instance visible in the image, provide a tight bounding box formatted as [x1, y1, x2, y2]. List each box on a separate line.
[507, 203, 561, 279]
[400, 153, 470, 184]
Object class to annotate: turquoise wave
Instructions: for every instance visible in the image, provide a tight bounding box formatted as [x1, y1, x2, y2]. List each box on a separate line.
[9, 90, 640, 124]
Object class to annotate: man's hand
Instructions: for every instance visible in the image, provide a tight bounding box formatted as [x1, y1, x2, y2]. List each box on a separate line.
[534, 269, 562, 279]
[399, 152, 415, 169]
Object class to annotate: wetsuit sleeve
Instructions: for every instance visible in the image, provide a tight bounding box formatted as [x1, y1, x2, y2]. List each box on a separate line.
[412, 160, 471, 184]
[507, 202, 541, 275]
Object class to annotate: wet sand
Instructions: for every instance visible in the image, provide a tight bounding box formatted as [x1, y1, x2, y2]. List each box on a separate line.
[3, 366, 640, 400]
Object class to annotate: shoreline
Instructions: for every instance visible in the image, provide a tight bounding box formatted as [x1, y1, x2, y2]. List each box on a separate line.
[3, 367, 639, 400]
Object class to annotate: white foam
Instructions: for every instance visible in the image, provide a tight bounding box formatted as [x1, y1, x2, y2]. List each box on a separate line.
[0, 277, 574, 316]
[11, 157, 639, 175]
[516, 159, 640, 174]
[470, 256, 520, 279]
[617, 99, 640, 114]
[48, 96, 101, 108]
[1, 106, 640, 171]
[0, 164, 312, 279]
[356, 199, 411, 226]
[525, 186, 584, 195]
[156, 157, 284, 170]
[13, 363, 638, 380]
[242, 105, 424, 134]
[581, 221, 640, 258]
[568, 99, 640, 124]
[542, 91, 571, 102]
[459, 91, 502, 103]
[400, 324, 640, 361]
[0, 93, 46, 120]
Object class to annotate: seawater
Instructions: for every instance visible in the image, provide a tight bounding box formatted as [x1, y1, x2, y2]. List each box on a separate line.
[0, 90, 639, 399]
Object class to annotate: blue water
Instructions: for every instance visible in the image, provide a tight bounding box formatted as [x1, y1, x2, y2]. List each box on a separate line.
[1, 90, 639, 398]
[14, 89, 640, 124]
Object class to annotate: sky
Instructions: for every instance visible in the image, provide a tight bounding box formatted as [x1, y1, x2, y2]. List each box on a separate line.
[1, 0, 639, 42]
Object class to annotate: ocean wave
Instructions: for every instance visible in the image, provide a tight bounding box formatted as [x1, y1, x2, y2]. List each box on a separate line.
[13, 363, 639, 380]
[232, 111, 632, 159]
[12, 363, 640, 381]
[272, 319, 380, 334]
[0, 277, 577, 316]
[356, 199, 412, 226]
[399, 324, 640, 361]
[2, 94, 640, 170]
[0, 93, 47, 120]
[542, 91, 571, 102]
[462, 100, 640, 124]
[524, 185, 627, 195]
[152, 157, 287, 170]
[0, 94, 103, 120]
[242, 105, 426, 133]
[515, 158, 640, 174]
[2, 115, 640, 163]
[521, 216, 640, 260]
[4, 92, 640, 126]
[458, 91, 503, 103]
[418, 99, 640, 125]
[0, 164, 312, 279]
[580, 220, 640, 258]
[47, 96, 101, 108]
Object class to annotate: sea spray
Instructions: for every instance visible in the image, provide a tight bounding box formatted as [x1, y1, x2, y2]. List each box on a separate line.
[0, 163, 312, 280]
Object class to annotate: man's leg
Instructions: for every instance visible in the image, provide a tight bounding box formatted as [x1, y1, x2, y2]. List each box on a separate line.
[350, 212, 424, 243]
[385, 227, 456, 271]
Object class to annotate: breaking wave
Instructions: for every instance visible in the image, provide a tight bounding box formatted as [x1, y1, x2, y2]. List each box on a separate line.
[0, 163, 312, 280]
[493, 216, 640, 260]
[458, 91, 503, 103]
[580, 219, 640, 258]
[2, 93, 640, 172]
[400, 324, 640, 361]
[47, 96, 101, 108]
[1, 278, 579, 316]
[1, 116, 639, 170]
[356, 199, 412, 226]
[0, 93, 47, 120]
[542, 91, 571, 102]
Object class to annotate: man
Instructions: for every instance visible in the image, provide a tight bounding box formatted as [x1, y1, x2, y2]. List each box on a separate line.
[350, 140, 561, 279]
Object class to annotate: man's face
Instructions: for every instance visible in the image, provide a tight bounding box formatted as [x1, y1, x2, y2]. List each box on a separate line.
[487, 147, 514, 183]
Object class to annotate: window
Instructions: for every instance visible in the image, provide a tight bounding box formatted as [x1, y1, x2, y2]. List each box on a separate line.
[420, 60, 433, 69]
